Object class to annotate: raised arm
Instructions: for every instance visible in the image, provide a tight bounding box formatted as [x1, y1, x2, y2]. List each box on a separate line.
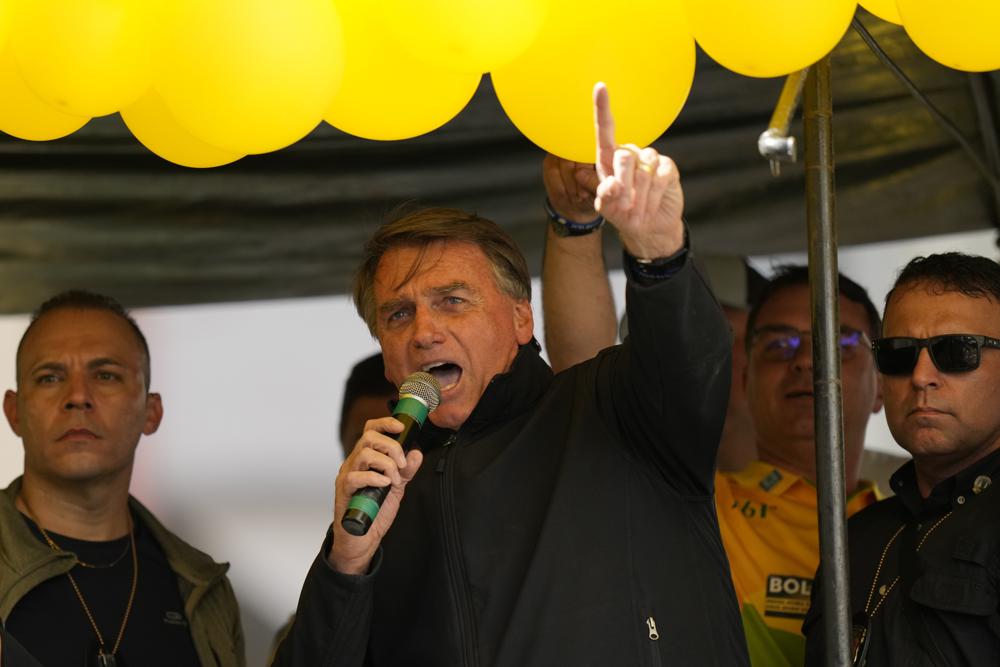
[590, 83, 729, 493]
[541, 155, 617, 372]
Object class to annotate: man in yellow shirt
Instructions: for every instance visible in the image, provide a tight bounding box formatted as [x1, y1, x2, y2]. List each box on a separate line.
[713, 264, 882, 665]
[540, 156, 884, 666]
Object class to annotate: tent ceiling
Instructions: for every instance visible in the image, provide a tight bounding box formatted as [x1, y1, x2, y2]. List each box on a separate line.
[0, 17, 996, 313]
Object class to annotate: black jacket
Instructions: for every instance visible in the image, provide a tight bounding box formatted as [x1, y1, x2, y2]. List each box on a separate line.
[273, 259, 749, 667]
[804, 449, 1000, 666]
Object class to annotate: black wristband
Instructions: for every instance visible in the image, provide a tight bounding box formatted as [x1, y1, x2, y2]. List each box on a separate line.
[545, 197, 605, 237]
[624, 230, 690, 284]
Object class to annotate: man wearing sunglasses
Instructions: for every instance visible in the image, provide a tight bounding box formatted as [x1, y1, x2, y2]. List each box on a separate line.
[540, 153, 886, 667]
[804, 252, 1000, 666]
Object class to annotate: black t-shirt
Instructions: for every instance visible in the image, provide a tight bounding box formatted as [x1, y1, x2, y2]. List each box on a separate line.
[7, 512, 201, 667]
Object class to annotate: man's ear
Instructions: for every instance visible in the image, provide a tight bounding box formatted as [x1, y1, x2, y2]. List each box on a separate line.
[3, 390, 20, 437]
[513, 300, 534, 345]
[143, 392, 164, 436]
[871, 373, 884, 415]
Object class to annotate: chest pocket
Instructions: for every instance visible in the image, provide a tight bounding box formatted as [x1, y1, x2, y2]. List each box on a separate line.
[909, 534, 998, 616]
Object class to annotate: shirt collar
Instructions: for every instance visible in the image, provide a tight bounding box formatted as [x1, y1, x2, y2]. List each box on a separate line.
[732, 461, 810, 497]
[732, 460, 879, 507]
[890, 446, 1000, 517]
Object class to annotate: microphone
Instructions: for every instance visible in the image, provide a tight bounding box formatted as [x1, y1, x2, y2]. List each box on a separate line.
[341, 371, 441, 536]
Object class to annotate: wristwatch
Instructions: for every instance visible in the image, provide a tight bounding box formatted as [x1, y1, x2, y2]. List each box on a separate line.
[624, 227, 690, 283]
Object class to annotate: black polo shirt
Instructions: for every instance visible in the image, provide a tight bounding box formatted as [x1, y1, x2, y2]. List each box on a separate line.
[804, 448, 1000, 666]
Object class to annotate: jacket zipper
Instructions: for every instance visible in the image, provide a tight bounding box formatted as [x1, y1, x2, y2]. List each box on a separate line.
[438, 434, 480, 667]
[645, 615, 662, 664]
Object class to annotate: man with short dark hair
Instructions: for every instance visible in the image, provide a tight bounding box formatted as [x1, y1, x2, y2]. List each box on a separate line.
[742, 266, 883, 496]
[272, 85, 749, 666]
[805, 252, 1000, 666]
[338, 353, 395, 460]
[0, 290, 244, 666]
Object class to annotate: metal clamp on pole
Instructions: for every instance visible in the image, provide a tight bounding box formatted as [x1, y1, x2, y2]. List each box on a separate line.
[759, 68, 808, 176]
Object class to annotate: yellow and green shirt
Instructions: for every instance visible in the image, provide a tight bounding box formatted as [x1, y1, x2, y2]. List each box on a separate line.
[715, 462, 879, 667]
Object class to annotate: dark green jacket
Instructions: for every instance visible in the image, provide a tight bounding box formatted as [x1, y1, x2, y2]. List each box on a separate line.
[0, 478, 245, 667]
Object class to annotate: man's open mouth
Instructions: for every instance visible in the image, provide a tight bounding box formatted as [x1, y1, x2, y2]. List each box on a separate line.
[423, 362, 463, 390]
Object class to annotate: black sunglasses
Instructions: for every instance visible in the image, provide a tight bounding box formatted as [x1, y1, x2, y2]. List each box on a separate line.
[872, 334, 1000, 375]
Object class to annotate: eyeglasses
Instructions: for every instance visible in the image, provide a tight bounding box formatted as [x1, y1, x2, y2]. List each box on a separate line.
[872, 334, 1000, 376]
[749, 325, 869, 362]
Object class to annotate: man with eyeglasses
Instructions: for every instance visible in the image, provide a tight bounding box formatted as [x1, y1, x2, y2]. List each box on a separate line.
[722, 266, 884, 667]
[540, 152, 886, 666]
[804, 252, 1000, 666]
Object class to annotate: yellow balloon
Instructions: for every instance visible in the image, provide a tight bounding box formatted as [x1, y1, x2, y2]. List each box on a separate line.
[492, 0, 695, 163]
[0, 0, 15, 52]
[860, 0, 902, 24]
[324, 1, 480, 140]
[377, 0, 551, 74]
[11, 0, 153, 117]
[121, 90, 243, 168]
[898, 0, 1000, 72]
[0, 48, 90, 140]
[156, 0, 344, 155]
[682, 0, 857, 78]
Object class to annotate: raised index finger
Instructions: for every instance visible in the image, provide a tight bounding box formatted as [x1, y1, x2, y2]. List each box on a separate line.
[593, 82, 616, 180]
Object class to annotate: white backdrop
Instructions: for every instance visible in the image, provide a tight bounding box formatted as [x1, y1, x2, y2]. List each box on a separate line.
[0, 228, 994, 665]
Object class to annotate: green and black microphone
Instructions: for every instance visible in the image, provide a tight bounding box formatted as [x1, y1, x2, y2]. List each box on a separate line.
[341, 371, 441, 537]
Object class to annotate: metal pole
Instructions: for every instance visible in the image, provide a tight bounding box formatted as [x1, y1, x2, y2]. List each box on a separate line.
[803, 56, 852, 667]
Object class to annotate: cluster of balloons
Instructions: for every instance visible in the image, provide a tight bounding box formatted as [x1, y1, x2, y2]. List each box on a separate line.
[0, 0, 699, 166]
[0, 0, 347, 166]
[684, 1, 999, 79]
[0, 0, 996, 168]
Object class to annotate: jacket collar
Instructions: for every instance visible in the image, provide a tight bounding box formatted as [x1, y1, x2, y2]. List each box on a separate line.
[129, 495, 229, 587]
[422, 340, 552, 447]
[1, 477, 227, 588]
[0, 478, 70, 576]
[890, 446, 1000, 517]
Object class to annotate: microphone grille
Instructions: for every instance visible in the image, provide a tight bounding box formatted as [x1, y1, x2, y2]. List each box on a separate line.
[399, 372, 442, 413]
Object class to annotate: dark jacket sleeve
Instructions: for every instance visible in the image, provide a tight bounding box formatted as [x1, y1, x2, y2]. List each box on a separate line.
[270, 531, 378, 667]
[599, 252, 731, 496]
[802, 563, 826, 666]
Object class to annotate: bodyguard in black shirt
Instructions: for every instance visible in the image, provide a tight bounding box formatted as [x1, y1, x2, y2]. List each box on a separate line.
[804, 253, 1000, 666]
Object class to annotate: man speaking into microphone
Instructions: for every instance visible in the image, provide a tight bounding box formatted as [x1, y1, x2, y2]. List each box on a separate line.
[271, 85, 749, 666]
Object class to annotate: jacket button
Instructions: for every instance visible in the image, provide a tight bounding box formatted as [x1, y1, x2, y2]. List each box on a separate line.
[973, 475, 992, 495]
